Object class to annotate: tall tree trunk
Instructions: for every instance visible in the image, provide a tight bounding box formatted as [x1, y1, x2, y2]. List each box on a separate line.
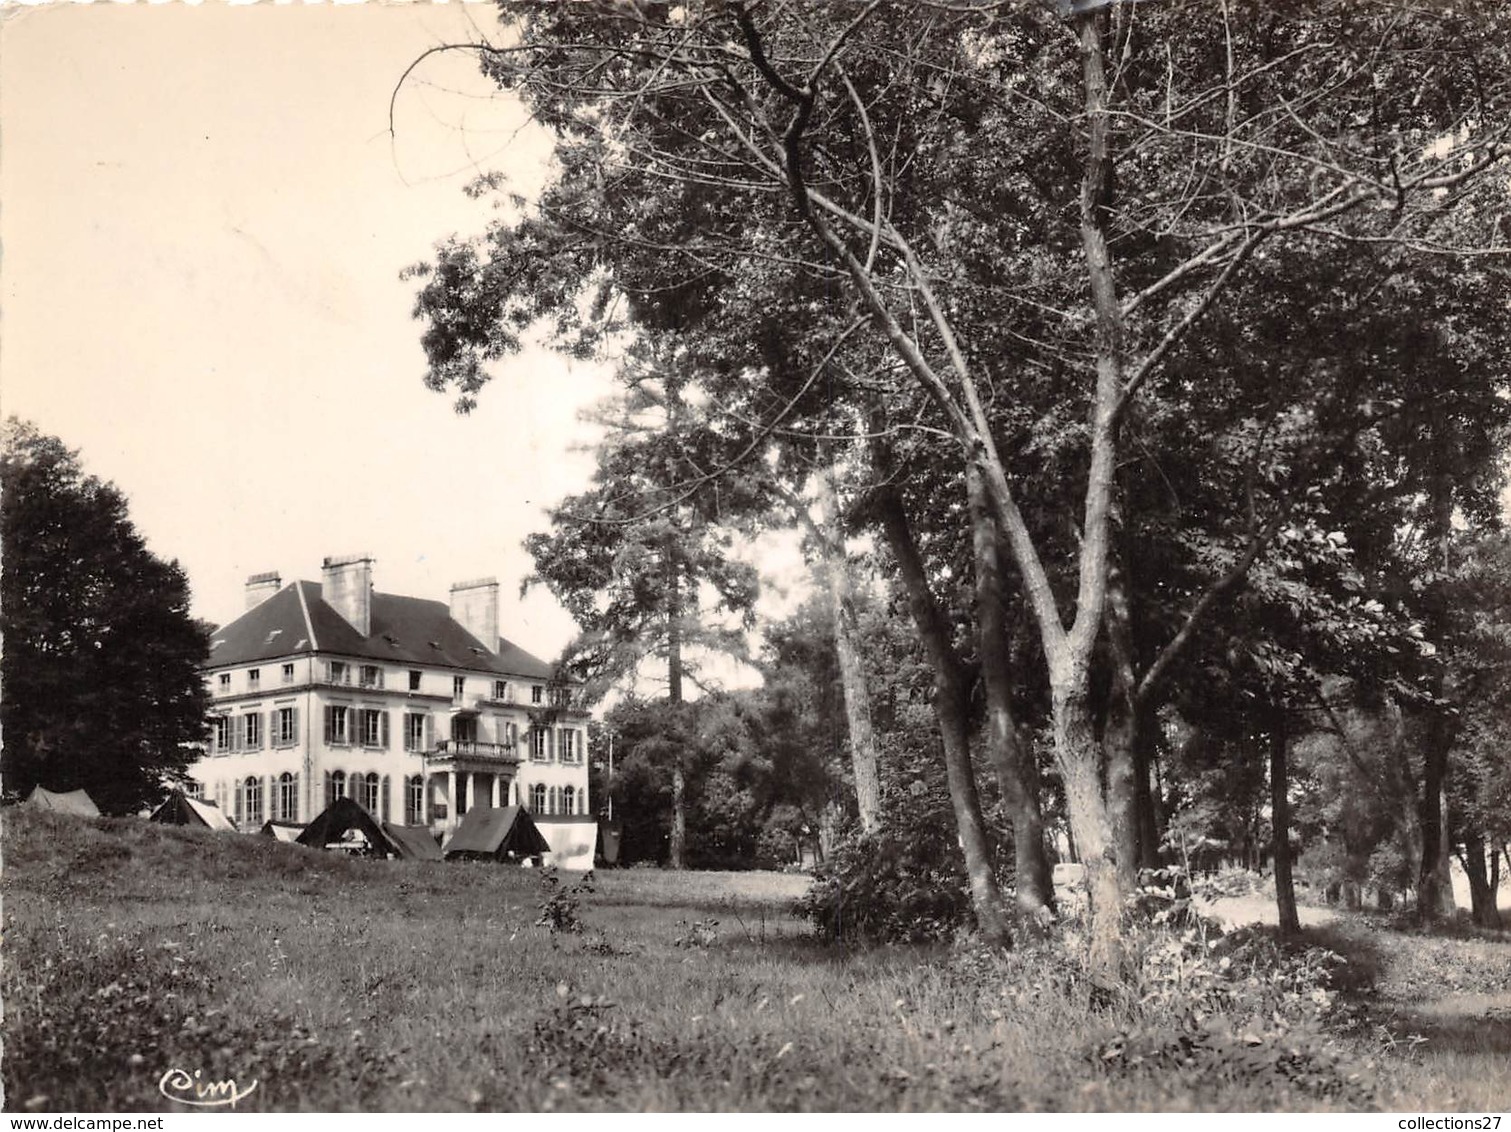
[1492, 850, 1502, 917]
[1270, 698, 1301, 937]
[1061, 7, 1133, 978]
[1103, 557, 1144, 888]
[1145, 740, 1167, 867]
[875, 479, 1013, 948]
[1460, 832, 1503, 929]
[666, 550, 687, 871]
[1379, 691, 1430, 908]
[812, 469, 881, 833]
[1103, 699, 1141, 890]
[1135, 726, 1161, 870]
[1418, 711, 1457, 921]
[1053, 684, 1125, 979]
[966, 464, 1053, 926]
[1420, 450, 1457, 920]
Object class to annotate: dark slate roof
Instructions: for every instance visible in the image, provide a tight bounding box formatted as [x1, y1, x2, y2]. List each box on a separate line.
[208, 581, 554, 680]
[207, 584, 313, 665]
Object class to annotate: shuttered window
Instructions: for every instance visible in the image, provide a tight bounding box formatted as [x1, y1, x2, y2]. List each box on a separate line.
[359, 709, 389, 749]
[273, 706, 299, 747]
[324, 705, 350, 746]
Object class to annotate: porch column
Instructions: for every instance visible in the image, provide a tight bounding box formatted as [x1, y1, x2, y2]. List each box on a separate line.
[446, 769, 458, 832]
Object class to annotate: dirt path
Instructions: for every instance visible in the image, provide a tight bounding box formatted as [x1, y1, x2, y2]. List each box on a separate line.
[1198, 895, 1339, 930]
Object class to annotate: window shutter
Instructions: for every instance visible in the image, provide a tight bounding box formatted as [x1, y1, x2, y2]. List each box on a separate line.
[292, 706, 300, 745]
[267, 711, 276, 747]
[292, 773, 300, 822]
[323, 706, 334, 746]
[261, 776, 270, 823]
[324, 771, 333, 808]
[424, 715, 434, 751]
[550, 728, 557, 762]
[381, 711, 390, 750]
[382, 776, 391, 823]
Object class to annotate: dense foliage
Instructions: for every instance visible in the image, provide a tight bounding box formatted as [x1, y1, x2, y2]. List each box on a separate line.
[1, 420, 211, 814]
[408, 1, 1511, 946]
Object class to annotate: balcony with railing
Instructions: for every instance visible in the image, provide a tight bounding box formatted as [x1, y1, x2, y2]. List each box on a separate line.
[424, 740, 522, 768]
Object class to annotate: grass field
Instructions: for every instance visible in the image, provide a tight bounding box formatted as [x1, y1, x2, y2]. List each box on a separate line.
[4, 808, 1509, 1112]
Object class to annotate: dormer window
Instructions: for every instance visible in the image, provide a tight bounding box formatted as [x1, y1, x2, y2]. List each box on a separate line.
[248, 668, 261, 691]
[408, 670, 422, 692]
[494, 680, 508, 701]
[531, 685, 544, 705]
[218, 673, 231, 693]
[453, 676, 466, 702]
[282, 663, 295, 684]
[359, 664, 383, 689]
[328, 661, 350, 686]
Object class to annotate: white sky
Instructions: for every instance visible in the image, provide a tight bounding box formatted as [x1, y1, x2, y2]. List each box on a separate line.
[1, 1, 622, 659]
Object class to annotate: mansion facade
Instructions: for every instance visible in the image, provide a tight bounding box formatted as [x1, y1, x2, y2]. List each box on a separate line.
[185, 555, 591, 852]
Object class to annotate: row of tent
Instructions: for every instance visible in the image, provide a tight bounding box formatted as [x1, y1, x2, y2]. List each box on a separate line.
[20, 784, 556, 864]
[148, 788, 551, 863]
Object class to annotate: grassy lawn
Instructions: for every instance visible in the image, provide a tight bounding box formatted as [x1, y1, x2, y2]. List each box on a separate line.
[4, 808, 1508, 1112]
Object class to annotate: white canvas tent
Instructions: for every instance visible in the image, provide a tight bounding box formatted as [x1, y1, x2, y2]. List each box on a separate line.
[24, 786, 101, 816]
[149, 788, 237, 831]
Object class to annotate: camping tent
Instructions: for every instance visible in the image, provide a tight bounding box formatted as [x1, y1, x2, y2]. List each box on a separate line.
[382, 823, 444, 862]
[24, 786, 100, 817]
[443, 805, 552, 863]
[380, 828, 444, 858]
[260, 820, 306, 843]
[150, 789, 237, 831]
[297, 797, 407, 858]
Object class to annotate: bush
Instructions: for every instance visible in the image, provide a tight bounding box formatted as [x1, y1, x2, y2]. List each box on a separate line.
[797, 832, 972, 943]
[1090, 918, 1375, 1104]
[797, 807, 977, 944]
[536, 868, 595, 935]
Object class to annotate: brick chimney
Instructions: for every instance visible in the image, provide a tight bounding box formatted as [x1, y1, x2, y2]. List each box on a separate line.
[245, 571, 282, 610]
[322, 554, 374, 636]
[449, 577, 499, 651]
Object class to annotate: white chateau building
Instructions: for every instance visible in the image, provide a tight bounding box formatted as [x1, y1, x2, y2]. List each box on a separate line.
[184, 555, 593, 859]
